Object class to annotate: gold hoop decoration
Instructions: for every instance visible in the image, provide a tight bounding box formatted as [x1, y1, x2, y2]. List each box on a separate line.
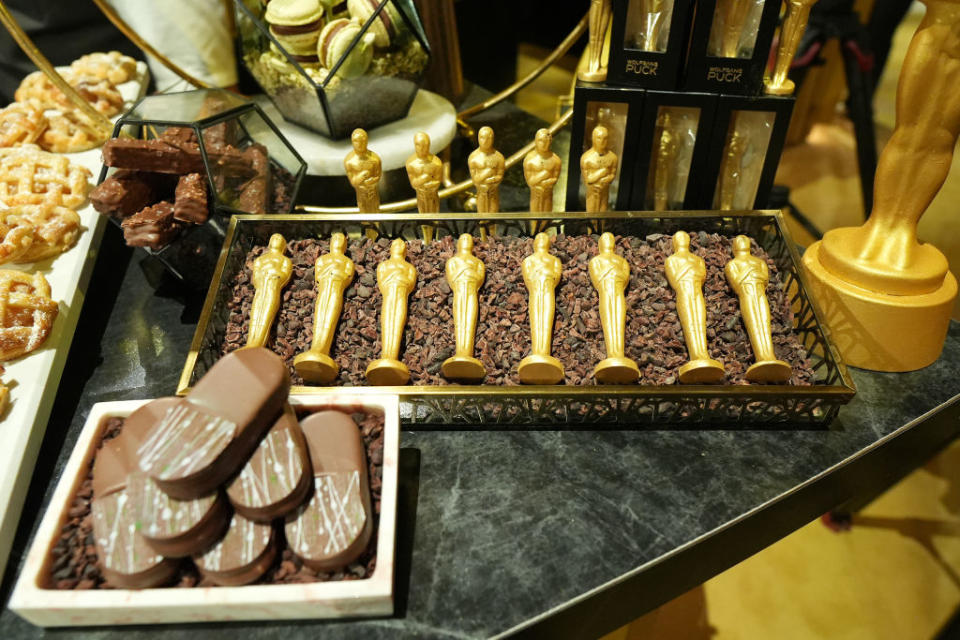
[0, 1, 113, 136]
[298, 108, 574, 214]
[90, 0, 213, 89]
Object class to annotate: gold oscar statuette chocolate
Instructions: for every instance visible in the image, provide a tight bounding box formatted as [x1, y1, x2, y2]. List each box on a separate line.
[468, 126, 505, 215]
[366, 238, 417, 385]
[802, 0, 960, 372]
[441, 234, 486, 382]
[589, 232, 640, 383]
[344, 128, 382, 213]
[246, 233, 293, 349]
[581, 125, 618, 213]
[640, 0, 668, 51]
[294, 232, 355, 384]
[764, 0, 818, 96]
[719, 0, 752, 58]
[718, 128, 747, 211]
[665, 231, 726, 383]
[654, 112, 679, 212]
[405, 131, 442, 243]
[725, 235, 791, 383]
[518, 232, 564, 384]
[524, 128, 562, 214]
[579, 0, 612, 82]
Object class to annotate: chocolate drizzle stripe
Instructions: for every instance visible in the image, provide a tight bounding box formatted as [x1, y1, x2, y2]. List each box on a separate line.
[138, 404, 237, 481]
[269, 18, 323, 35]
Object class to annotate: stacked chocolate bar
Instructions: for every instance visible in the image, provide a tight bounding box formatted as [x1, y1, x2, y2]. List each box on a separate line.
[90, 125, 271, 250]
[89, 348, 373, 588]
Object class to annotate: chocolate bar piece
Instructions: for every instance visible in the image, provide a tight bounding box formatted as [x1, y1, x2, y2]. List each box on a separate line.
[194, 513, 276, 586]
[284, 411, 372, 572]
[103, 138, 206, 175]
[173, 173, 209, 224]
[121, 201, 181, 249]
[131, 471, 229, 558]
[89, 169, 155, 220]
[137, 348, 289, 500]
[160, 126, 198, 148]
[226, 404, 311, 522]
[235, 144, 270, 214]
[91, 399, 182, 589]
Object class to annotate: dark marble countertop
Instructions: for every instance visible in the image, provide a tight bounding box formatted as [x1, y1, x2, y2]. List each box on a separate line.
[3, 92, 960, 640]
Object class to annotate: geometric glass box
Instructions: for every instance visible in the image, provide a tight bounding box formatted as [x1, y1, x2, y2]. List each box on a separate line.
[97, 88, 306, 288]
[235, 0, 431, 139]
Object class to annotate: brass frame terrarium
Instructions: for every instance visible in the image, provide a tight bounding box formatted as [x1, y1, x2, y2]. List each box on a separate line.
[178, 211, 856, 428]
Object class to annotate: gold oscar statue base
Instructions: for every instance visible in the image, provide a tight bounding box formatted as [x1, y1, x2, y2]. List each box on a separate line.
[577, 69, 607, 83]
[441, 355, 486, 382]
[365, 358, 411, 386]
[518, 354, 564, 385]
[745, 359, 793, 383]
[593, 356, 640, 384]
[803, 241, 958, 372]
[678, 358, 726, 384]
[293, 350, 339, 384]
[763, 77, 795, 96]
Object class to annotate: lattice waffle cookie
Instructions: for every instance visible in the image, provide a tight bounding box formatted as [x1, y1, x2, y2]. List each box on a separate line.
[0, 145, 91, 208]
[14, 70, 124, 118]
[0, 101, 47, 148]
[0, 205, 81, 264]
[70, 51, 138, 86]
[39, 110, 106, 154]
[0, 269, 58, 361]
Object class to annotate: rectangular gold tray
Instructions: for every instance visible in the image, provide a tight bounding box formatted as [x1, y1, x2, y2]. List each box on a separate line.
[178, 211, 855, 427]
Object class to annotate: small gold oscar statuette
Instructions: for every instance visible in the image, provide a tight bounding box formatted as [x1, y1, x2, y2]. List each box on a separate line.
[718, 128, 747, 210]
[640, 0, 668, 51]
[344, 128, 382, 213]
[468, 126, 505, 215]
[294, 232, 355, 384]
[581, 125, 618, 213]
[523, 128, 562, 215]
[665, 231, 726, 383]
[589, 232, 640, 383]
[518, 233, 564, 384]
[725, 235, 792, 383]
[366, 238, 417, 386]
[653, 112, 679, 212]
[719, 0, 752, 58]
[246, 233, 293, 349]
[579, 0, 612, 82]
[765, 0, 818, 96]
[441, 234, 486, 382]
[405, 131, 443, 243]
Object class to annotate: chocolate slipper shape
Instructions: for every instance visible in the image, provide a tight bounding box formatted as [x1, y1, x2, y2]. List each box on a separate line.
[91, 398, 181, 589]
[137, 348, 289, 500]
[132, 472, 230, 558]
[226, 404, 311, 522]
[285, 411, 373, 572]
[194, 512, 277, 586]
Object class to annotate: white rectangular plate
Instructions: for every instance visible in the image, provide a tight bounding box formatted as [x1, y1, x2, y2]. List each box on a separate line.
[0, 62, 149, 581]
[10, 393, 399, 626]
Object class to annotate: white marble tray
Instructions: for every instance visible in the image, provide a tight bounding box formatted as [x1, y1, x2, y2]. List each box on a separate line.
[0, 62, 149, 581]
[10, 393, 399, 626]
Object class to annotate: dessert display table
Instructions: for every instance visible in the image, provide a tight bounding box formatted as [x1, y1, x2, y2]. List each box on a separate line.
[2, 91, 960, 639]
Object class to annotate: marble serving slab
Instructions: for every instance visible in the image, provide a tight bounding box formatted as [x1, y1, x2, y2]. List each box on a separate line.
[10, 393, 399, 627]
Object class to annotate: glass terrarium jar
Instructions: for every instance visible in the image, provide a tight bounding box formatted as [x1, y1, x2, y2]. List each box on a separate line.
[93, 88, 306, 288]
[236, 0, 431, 139]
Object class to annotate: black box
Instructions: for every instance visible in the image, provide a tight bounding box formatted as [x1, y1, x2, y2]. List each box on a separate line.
[683, 0, 781, 95]
[628, 89, 718, 210]
[607, 0, 695, 89]
[699, 93, 795, 209]
[565, 83, 644, 212]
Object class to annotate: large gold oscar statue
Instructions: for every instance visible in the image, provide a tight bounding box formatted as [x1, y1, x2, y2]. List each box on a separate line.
[725, 236, 792, 382]
[802, 1, 960, 371]
[442, 234, 486, 382]
[581, 125, 618, 213]
[294, 232, 355, 384]
[344, 128, 382, 213]
[764, 0, 818, 96]
[366, 238, 417, 385]
[665, 231, 726, 383]
[246, 233, 292, 349]
[518, 233, 565, 384]
[589, 232, 640, 383]
[579, 0, 611, 82]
